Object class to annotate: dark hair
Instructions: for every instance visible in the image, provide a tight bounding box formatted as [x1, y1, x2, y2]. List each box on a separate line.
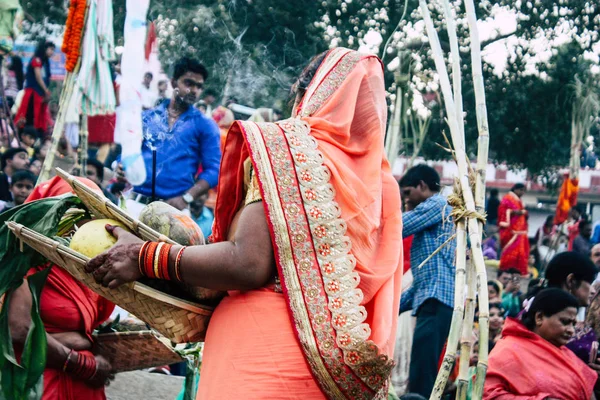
[527, 278, 543, 291]
[497, 268, 521, 278]
[9, 56, 24, 90]
[173, 57, 208, 81]
[144, 72, 153, 79]
[86, 158, 105, 182]
[545, 251, 598, 287]
[290, 50, 329, 104]
[33, 40, 56, 63]
[579, 219, 592, 230]
[203, 88, 217, 97]
[490, 188, 499, 197]
[10, 170, 35, 186]
[511, 183, 525, 192]
[488, 280, 500, 294]
[399, 164, 441, 192]
[1, 147, 28, 170]
[400, 394, 428, 400]
[489, 301, 505, 316]
[521, 288, 579, 331]
[20, 126, 38, 140]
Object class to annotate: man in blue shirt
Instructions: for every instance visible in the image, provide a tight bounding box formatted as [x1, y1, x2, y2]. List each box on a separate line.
[399, 164, 456, 397]
[120, 57, 221, 211]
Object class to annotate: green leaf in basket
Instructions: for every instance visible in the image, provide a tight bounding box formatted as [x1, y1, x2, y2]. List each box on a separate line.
[0, 195, 89, 400]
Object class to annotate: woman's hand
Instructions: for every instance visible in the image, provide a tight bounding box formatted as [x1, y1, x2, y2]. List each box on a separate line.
[86, 355, 114, 388]
[51, 332, 92, 351]
[85, 225, 144, 289]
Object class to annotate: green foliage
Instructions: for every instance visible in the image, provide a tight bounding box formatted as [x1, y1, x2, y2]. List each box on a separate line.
[0, 196, 89, 400]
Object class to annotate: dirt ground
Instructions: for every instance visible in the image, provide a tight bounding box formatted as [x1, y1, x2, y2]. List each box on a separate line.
[106, 371, 184, 400]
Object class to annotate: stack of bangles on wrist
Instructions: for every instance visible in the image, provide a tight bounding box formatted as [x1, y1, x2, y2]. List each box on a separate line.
[138, 242, 186, 281]
[63, 349, 97, 380]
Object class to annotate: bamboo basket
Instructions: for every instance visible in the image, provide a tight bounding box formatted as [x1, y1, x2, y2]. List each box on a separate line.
[54, 167, 178, 244]
[93, 331, 182, 372]
[6, 222, 212, 343]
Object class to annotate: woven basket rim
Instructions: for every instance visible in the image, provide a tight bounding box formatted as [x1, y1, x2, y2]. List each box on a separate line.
[54, 167, 177, 244]
[6, 221, 213, 313]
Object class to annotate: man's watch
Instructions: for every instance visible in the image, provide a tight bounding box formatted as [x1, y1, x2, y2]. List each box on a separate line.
[182, 193, 194, 204]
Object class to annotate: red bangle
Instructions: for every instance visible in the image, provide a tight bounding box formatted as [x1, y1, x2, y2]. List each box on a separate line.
[144, 242, 159, 278]
[174, 246, 186, 282]
[138, 241, 151, 276]
[159, 244, 172, 280]
[62, 348, 74, 372]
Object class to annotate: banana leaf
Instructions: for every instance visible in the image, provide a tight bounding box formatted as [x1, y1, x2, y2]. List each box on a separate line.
[0, 195, 90, 400]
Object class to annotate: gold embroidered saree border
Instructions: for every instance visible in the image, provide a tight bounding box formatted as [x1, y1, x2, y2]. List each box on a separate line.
[240, 121, 347, 399]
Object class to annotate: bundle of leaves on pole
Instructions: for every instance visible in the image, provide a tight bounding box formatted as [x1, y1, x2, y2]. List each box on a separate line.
[417, 0, 491, 398]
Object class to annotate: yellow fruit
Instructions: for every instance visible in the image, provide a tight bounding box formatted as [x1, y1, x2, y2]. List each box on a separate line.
[70, 219, 130, 258]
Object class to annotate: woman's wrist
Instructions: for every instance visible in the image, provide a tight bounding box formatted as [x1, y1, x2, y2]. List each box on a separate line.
[64, 350, 97, 380]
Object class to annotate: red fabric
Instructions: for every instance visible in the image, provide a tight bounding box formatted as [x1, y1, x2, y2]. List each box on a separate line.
[554, 176, 579, 225]
[14, 88, 52, 132]
[31, 57, 42, 68]
[567, 220, 580, 251]
[26, 176, 101, 203]
[25, 177, 114, 399]
[484, 318, 596, 400]
[144, 21, 156, 61]
[87, 114, 116, 144]
[498, 192, 530, 275]
[403, 235, 413, 273]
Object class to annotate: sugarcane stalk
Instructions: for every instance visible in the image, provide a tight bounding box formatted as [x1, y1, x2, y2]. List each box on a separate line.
[420, 2, 491, 399]
[37, 72, 77, 184]
[464, 1, 491, 398]
[385, 71, 404, 163]
[457, 258, 476, 400]
[37, 0, 90, 185]
[430, 219, 466, 400]
[440, 0, 465, 148]
[78, 114, 88, 176]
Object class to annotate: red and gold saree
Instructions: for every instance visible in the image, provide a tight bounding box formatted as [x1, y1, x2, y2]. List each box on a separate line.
[200, 48, 403, 399]
[498, 192, 529, 275]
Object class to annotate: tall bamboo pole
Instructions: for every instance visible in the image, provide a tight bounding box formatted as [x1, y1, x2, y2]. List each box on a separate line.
[430, 219, 466, 399]
[37, 0, 90, 185]
[420, 1, 490, 399]
[464, 0, 491, 396]
[457, 258, 476, 400]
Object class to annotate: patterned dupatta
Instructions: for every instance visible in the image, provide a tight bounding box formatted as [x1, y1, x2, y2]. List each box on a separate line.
[213, 48, 402, 399]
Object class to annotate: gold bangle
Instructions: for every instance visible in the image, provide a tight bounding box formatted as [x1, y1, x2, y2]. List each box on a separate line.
[154, 242, 165, 279]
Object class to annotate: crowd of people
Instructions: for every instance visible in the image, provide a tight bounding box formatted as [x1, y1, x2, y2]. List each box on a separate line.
[4, 37, 600, 400]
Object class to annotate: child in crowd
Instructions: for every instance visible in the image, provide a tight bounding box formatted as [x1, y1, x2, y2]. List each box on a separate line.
[0, 170, 35, 212]
[19, 126, 38, 157]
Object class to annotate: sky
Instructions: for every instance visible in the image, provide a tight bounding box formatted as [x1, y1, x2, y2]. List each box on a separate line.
[361, 4, 600, 77]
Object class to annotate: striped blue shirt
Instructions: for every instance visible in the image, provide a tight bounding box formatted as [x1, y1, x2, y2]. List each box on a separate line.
[400, 194, 456, 315]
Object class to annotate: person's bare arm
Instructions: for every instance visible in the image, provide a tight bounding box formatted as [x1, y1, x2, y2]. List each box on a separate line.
[9, 280, 74, 369]
[33, 67, 50, 97]
[88, 202, 276, 291]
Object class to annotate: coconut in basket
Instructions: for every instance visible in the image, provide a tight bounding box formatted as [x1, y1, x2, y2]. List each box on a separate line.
[137, 202, 224, 305]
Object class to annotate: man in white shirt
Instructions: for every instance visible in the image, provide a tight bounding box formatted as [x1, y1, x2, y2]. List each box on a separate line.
[140, 72, 157, 110]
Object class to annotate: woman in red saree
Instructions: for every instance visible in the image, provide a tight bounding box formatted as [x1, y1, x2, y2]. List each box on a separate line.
[14, 41, 55, 135]
[498, 183, 530, 275]
[8, 176, 114, 400]
[484, 288, 597, 400]
[87, 48, 403, 399]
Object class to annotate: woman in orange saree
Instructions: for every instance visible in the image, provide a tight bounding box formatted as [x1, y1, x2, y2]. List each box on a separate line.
[498, 184, 530, 275]
[8, 176, 114, 400]
[87, 48, 403, 399]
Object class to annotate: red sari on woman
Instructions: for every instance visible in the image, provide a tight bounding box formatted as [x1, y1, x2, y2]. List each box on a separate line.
[25, 177, 114, 400]
[498, 191, 529, 275]
[484, 318, 596, 400]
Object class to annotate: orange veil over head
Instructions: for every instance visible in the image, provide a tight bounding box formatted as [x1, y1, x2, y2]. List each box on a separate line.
[213, 48, 402, 399]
